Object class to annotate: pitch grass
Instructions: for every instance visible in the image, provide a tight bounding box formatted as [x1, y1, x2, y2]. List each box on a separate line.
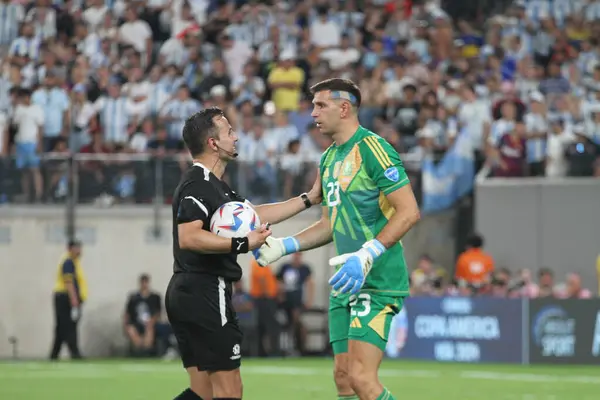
[0, 358, 598, 399]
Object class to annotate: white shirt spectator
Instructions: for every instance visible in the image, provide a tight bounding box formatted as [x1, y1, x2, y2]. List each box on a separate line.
[77, 32, 102, 59]
[235, 129, 256, 163]
[160, 98, 202, 139]
[25, 6, 56, 41]
[0, 112, 5, 154]
[223, 41, 254, 81]
[546, 129, 574, 177]
[524, 111, 548, 163]
[309, 18, 341, 48]
[320, 47, 360, 70]
[299, 134, 322, 163]
[9, 36, 41, 60]
[280, 150, 303, 175]
[457, 99, 492, 150]
[159, 37, 189, 67]
[122, 81, 152, 120]
[118, 19, 152, 54]
[266, 125, 299, 154]
[82, 4, 108, 33]
[0, 2, 24, 46]
[231, 75, 265, 106]
[145, 81, 171, 117]
[74, 102, 96, 132]
[129, 132, 149, 153]
[93, 96, 136, 144]
[13, 103, 44, 144]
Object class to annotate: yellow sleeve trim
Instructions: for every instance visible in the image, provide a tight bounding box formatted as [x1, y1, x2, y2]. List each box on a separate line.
[364, 136, 392, 169]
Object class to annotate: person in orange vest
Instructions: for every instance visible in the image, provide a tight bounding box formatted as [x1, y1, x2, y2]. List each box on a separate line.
[455, 233, 495, 288]
[249, 259, 280, 357]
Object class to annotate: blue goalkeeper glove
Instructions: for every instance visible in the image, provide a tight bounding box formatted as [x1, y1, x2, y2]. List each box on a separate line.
[254, 236, 300, 266]
[328, 239, 386, 295]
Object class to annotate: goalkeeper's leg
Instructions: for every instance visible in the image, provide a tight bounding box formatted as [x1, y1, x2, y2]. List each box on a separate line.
[329, 294, 357, 399]
[348, 340, 396, 400]
[346, 293, 403, 399]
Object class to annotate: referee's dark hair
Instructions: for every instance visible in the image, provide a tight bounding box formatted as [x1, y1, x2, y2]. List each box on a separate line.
[182, 107, 224, 157]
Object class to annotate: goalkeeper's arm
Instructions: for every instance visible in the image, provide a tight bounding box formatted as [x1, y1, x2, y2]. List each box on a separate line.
[255, 207, 332, 266]
[292, 206, 333, 251]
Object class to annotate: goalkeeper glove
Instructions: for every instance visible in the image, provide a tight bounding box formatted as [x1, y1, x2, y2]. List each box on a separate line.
[328, 239, 386, 295]
[254, 236, 300, 267]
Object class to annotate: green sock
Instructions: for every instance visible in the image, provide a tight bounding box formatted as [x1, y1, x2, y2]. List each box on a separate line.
[337, 396, 359, 400]
[376, 387, 397, 400]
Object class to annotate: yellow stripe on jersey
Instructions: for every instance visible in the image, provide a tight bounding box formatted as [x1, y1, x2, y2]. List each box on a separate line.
[364, 136, 393, 168]
[363, 137, 389, 169]
[367, 137, 393, 165]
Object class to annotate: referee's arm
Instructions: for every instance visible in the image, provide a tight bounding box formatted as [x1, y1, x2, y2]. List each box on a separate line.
[61, 260, 79, 308]
[178, 196, 235, 253]
[178, 195, 270, 253]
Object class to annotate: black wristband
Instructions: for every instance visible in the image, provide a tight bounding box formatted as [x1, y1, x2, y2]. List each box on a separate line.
[231, 237, 249, 254]
[301, 193, 312, 209]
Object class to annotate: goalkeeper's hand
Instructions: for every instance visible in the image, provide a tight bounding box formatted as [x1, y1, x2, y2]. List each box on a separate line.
[328, 239, 386, 295]
[253, 236, 300, 267]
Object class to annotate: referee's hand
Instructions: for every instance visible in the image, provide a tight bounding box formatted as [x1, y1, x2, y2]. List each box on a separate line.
[247, 223, 272, 250]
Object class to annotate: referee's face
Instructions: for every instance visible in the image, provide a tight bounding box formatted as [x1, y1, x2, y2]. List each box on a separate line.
[213, 116, 238, 160]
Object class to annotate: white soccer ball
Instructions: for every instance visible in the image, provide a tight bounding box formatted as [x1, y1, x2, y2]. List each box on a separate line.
[209, 201, 260, 238]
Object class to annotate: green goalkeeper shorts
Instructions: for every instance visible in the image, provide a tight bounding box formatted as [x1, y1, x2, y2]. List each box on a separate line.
[329, 291, 404, 354]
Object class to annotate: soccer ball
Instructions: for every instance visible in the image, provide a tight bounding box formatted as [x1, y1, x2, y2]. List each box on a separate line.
[210, 201, 260, 238]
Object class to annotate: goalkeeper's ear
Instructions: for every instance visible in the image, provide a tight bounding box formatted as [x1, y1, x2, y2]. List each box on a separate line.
[329, 254, 350, 267]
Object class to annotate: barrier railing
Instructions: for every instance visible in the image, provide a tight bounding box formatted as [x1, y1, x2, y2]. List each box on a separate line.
[385, 296, 600, 365]
[0, 152, 423, 239]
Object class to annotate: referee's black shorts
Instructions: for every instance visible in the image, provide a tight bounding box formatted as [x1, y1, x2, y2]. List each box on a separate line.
[165, 272, 242, 372]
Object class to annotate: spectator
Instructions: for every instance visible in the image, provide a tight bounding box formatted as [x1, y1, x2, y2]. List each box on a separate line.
[411, 254, 446, 296]
[524, 91, 548, 176]
[92, 79, 136, 148]
[455, 233, 495, 288]
[32, 72, 70, 152]
[267, 50, 304, 112]
[276, 253, 314, 355]
[249, 259, 280, 357]
[232, 280, 258, 357]
[562, 273, 593, 299]
[1, 0, 599, 207]
[493, 121, 528, 177]
[13, 87, 44, 203]
[537, 268, 558, 298]
[123, 274, 162, 357]
[490, 268, 512, 298]
[565, 124, 600, 176]
[545, 116, 574, 177]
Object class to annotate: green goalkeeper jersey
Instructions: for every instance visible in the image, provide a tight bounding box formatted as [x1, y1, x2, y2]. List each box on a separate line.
[320, 126, 410, 296]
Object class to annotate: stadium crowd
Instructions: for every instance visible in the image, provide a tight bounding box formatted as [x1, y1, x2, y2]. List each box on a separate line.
[411, 233, 597, 298]
[0, 0, 599, 205]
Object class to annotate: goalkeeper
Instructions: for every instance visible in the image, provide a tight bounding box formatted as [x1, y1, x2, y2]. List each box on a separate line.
[255, 78, 420, 400]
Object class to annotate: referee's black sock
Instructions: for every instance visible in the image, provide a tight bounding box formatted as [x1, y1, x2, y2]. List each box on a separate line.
[174, 388, 203, 399]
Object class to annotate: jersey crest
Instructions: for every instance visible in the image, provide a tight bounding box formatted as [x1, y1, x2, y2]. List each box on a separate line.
[384, 166, 399, 182]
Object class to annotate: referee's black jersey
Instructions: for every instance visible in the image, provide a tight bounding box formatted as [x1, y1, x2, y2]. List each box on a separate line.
[172, 162, 246, 281]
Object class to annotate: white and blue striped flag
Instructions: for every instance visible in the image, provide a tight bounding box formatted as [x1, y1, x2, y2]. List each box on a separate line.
[421, 128, 475, 215]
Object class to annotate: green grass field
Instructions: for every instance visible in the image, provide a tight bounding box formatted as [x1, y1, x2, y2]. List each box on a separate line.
[0, 358, 598, 400]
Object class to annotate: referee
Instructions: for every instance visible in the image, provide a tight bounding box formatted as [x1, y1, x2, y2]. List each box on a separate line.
[166, 107, 321, 400]
[50, 240, 87, 360]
